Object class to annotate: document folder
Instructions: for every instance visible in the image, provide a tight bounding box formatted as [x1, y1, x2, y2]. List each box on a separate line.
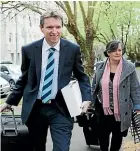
[61, 80, 82, 117]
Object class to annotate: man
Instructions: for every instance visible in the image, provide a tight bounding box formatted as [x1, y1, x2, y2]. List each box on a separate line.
[0, 11, 92, 151]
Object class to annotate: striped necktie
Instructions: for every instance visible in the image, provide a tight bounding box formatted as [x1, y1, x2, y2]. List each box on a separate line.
[41, 48, 55, 103]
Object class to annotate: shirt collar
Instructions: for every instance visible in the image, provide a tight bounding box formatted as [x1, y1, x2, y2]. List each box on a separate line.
[43, 38, 60, 52]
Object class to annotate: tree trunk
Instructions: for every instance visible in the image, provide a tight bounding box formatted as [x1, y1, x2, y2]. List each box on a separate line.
[65, 17, 96, 76]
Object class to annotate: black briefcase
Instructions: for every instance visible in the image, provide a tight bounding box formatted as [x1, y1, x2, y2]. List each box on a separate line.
[1, 108, 31, 151]
[76, 107, 100, 146]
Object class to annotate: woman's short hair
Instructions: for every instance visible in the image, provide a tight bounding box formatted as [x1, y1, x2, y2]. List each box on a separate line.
[104, 40, 125, 57]
[40, 11, 63, 27]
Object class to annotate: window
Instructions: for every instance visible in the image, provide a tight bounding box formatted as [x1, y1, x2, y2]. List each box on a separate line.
[9, 33, 12, 43]
[11, 53, 14, 62]
[17, 53, 20, 62]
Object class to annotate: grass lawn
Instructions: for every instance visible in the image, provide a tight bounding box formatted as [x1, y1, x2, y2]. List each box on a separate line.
[0, 98, 6, 104]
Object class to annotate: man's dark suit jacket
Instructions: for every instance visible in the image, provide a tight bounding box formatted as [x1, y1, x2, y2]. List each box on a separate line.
[6, 38, 92, 124]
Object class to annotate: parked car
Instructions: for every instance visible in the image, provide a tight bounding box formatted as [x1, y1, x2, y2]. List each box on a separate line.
[0, 76, 10, 97]
[0, 64, 21, 90]
[135, 61, 140, 67]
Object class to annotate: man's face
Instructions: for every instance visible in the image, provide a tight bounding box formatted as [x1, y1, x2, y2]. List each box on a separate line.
[40, 17, 62, 46]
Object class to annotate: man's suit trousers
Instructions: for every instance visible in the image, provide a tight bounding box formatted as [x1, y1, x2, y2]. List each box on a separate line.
[26, 100, 74, 151]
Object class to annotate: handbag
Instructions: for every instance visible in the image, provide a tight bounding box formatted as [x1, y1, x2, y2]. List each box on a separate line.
[76, 104, 100, 146]
[130, 111, 140, 144]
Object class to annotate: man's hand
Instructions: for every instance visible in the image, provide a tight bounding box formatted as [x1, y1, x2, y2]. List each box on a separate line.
[0, 103, 11, 112]
[80, 101, 92, 114]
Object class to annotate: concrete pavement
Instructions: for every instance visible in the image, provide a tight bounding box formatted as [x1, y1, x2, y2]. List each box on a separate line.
[46, 123, 101, 151]
[8, 106, 140, 151]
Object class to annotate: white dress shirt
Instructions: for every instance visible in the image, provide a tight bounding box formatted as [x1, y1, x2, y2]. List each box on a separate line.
[37, 38, 60, 99]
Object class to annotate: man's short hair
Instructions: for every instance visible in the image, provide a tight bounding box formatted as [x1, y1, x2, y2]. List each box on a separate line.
[40, 11, 63, 27]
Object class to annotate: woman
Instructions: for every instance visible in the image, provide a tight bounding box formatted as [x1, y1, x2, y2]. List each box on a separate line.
[92, 40, 140, 151]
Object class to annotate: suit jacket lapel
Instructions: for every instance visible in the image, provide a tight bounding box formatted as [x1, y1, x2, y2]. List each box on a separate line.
[34, 38, 43, 85]
[58, 38, 68, 89]
[34, 38, 68, 88]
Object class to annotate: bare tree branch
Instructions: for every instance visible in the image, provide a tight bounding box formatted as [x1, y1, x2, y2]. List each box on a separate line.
[121, 25, 124, 44]
[63, 1, 74, 18]
[103, 11, 116, 39]
[79, 1, 86, 25]
[18, 2, 43, 14]
[55, 1, 69, 20]
[124, 19, 131, 49]
[1, 10, 11, 22]
[87, 1, 92, 19]
[99, 32, 110, 43]
[55, 1, 67, 13]
[95, 2, 102, 31]
[1, 1, 44, 15]
[95, 35, 107, 45]
[123, 9, 132, 49]
[1, 5, 21, 13]
[73, 1, 77, 21]
[11, 7, 26, 19]
[87, 1, 97, 21]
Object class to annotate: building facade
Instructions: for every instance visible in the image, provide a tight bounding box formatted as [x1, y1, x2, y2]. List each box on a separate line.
[0, 9, 43, 65]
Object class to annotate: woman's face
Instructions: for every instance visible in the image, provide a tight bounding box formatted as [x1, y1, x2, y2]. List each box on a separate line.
[107, 43, 122, 61]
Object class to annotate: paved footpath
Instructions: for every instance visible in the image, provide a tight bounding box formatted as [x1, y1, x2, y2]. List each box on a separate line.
[11, 106, 140, 151]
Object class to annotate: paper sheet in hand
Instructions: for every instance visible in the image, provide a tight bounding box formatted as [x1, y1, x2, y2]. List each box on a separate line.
[61, 80, 82, 117]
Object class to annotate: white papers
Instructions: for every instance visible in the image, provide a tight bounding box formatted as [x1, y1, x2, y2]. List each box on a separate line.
[61, 80, 82, 117]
